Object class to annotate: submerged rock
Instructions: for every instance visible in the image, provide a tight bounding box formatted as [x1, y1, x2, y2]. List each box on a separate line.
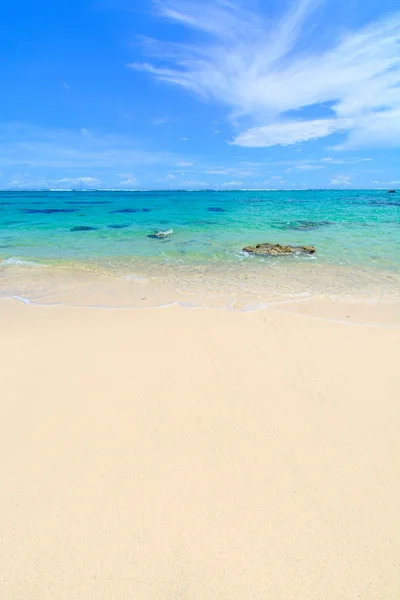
[388, 189, 396, 193]
[243, 243, 316, 256]
[107, 224, 130, 229]
[147, 229, 174, 239]
[208, 207, 225, 213]
[70, 225, 98, 232]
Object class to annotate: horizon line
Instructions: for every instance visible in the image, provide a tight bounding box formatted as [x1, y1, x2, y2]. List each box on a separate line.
[0, 187, 395, 192]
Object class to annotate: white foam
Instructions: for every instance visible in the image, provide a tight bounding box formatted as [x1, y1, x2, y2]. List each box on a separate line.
[152, 229, 174, 238]
[0, 258, 47, 268]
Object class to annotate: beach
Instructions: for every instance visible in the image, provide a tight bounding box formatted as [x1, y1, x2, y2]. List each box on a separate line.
[1, 298, 400, 599]
[1, 189, 400, 311]
[3, 0, 400, 596]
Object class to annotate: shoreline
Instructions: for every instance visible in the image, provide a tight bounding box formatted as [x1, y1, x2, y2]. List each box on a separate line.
[4, 295, 400, 327]
[1, 259, 400, 322]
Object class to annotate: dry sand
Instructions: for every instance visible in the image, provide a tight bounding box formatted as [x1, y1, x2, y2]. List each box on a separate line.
[1, 299, 399, 600]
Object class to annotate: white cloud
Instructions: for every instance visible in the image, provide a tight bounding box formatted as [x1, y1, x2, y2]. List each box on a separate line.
[321, 157, 372, 164]
[135, 1, 400, 149]
[204, 164, 263, 176]
[372, 180, 400, 185]
[175, 161, 193, 167]
[166, 173, 176, 179]
[179, 180, 208, 189]
[233, 118, 351, 147]
[205, 168, 232, 175]
[286, 164, 325, 172]
[220, 181, 244, 188]
[57, 177, 100, 185]
[119, 176, 138, 186]
[261, 175, 288, 189]
[331, 175, 352, 185]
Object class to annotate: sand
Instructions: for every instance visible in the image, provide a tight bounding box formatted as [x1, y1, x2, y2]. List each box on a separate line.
[1, 299, 400, 600]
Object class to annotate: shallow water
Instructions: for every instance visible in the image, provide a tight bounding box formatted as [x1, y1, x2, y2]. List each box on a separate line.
[1, 190, 399, 309]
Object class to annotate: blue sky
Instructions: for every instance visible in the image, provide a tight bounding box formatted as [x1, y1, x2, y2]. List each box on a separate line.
[1, 0, 400, 190]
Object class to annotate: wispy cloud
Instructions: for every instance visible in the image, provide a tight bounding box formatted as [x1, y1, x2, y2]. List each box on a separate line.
[152, 117, 175, 126]
[233, 119, 349, 148]
[260, 175, 288, 189]
[286, 164, 325, 172]
[119, 173, 138, 186]
[0, 123, 180, 169]
[134, 0, 400, 149]
[8, 176, 102, 190]
[220, 181, 244, 188]
[331, 175, 352, 185]
[321, 157, 372, 165]
[372, 179, 400, 185]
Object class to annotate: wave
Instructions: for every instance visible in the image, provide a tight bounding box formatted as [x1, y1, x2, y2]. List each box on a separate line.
[0, 258, 47, 268]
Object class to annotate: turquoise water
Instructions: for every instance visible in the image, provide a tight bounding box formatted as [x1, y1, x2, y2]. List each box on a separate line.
[0, 190, 399, 307]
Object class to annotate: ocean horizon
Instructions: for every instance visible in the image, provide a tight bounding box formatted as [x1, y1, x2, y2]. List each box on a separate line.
[1, 187, 397, 192]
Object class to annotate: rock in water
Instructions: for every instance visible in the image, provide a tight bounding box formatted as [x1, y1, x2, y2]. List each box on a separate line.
[243, 243, 316, 256]
[147, 229, 174, 239]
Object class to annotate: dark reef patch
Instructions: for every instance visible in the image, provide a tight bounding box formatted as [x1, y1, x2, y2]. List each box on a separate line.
[207, 207, 225, 213]
[272, 220, 333, 231]
[369, 200, 399, 207]
[107, 224, 130, 229]
[67, 201, 111, 205]
[21, 208, 77, 214]
[70, 225, 98, 232]
[110, 208, 151, 214]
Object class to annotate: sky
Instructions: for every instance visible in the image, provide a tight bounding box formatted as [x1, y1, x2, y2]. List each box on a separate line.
[1, 0, 400, 190]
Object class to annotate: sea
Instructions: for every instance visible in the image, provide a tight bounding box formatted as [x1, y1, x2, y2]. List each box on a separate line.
[0, 189, 399, 310]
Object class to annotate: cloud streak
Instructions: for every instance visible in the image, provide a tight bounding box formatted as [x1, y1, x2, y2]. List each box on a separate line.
[0, 123, 180, 169]
[331, 175, 352, 185]
[8, 176, 102, 190]
[134, 0, 400, 149]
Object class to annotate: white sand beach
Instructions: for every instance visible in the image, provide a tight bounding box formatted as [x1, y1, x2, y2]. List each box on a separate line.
[1, 299, 400, 600]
